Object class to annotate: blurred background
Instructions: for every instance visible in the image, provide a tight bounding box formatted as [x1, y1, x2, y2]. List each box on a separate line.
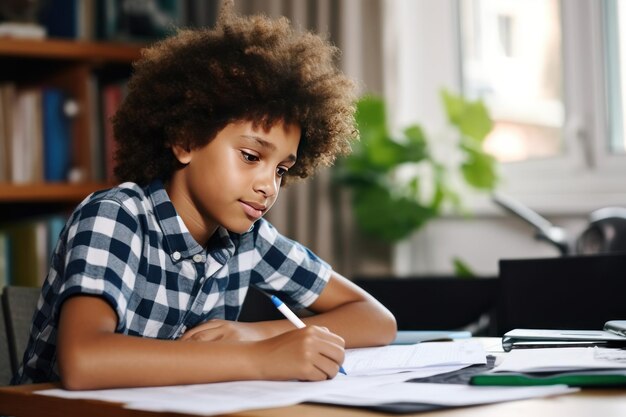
[230, 0, 626, 279]
[1, 0, 625, 283]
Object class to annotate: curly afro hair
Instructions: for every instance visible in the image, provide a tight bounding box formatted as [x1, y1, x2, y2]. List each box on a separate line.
[113, 1, 358, 186]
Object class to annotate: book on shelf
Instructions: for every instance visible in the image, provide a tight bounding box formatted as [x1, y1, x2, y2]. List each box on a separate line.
[47, 216, 67, 255]
[2, 85, 77, 184]
[42, 88, 73, 182]
[39, 0, 77, 38]
[3, 221, 47, 287]
[87, 75, 105, 182]
[0, 84, 12, 182]
[0, 78, 135, 185]
[97, 0, 182, 42]
[2, 0, 190, 43]
[37, 0, 183, 42]
[11, 88, 43, 184]
[0, 215, 68, 288]
[0, 22, 46, 39]
[102, 81, 125, 182]
[0, 231, 8, 290]
[39, 0, 95, 40]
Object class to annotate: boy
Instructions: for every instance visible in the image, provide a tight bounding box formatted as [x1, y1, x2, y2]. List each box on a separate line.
[13, 2, 396, 389]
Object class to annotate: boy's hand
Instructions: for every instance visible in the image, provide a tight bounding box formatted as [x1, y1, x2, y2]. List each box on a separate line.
[253, 326, 345, 381]
[179, 319, 268, 342]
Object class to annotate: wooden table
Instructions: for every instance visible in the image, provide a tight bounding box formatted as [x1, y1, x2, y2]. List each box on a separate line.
[1, 382, 625, 417]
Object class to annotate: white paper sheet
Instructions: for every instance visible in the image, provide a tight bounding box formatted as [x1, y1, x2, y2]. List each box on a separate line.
[37, 341, 489, 416]
[314, 382, 578, 407]
[343, 340, 486, 375]
[38, 366, 468, 416]
[494, 347, 626, 373]
[37, 353, 578, 417]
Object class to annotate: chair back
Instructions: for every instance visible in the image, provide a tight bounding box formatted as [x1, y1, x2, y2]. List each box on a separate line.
[0, 294, 13, 385]
[2, 286, 40, 377]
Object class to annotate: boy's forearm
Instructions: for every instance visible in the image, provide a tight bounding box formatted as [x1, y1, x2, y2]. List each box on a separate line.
[300, 299, 397, 348]
[60, 333, 261, 390]
[283, 273, 397, 348]
[241, 298, 396, 348]
[60, 325, 346, 390]
[57, 297, 263, 389]
[57, 295, 348, 389]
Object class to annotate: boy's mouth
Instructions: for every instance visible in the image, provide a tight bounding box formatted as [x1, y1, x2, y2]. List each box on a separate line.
[239, 200, 266, 219]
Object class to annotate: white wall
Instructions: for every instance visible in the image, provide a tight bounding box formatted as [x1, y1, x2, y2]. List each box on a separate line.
[394, 214, 589, 276]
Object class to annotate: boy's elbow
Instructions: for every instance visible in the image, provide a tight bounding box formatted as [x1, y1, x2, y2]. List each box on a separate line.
[58, 346, 97, 390]
[380, 309, 398, 345]
[361, 297, 397, 346]
[60, 373, 87, 391]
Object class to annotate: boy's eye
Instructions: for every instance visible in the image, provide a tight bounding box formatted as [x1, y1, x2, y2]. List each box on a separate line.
[241, 151, 259, 162]
[276, 167, 288, 177]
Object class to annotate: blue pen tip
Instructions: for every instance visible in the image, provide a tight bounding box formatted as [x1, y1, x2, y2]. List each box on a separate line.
[270, 295, 282, 308]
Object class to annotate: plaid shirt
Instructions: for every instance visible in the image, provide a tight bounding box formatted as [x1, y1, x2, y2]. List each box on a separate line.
[14, 180, 331, 384]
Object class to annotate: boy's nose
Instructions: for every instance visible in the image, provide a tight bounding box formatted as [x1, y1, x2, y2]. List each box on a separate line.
[254, 171, 278, 198]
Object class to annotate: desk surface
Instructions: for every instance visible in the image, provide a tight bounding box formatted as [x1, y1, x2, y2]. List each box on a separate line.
[1, 383, 625, 417]
[2, 338, 626, 417]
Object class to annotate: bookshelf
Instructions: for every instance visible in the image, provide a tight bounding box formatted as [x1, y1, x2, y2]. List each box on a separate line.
[0, 183, 107, 202]
[0, 38, 142, 61]
[0, 37, 142, 202]
[0, 37, 143, 288]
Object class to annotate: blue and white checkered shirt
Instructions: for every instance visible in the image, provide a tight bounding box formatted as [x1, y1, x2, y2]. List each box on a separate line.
[14, 180, 331, 384]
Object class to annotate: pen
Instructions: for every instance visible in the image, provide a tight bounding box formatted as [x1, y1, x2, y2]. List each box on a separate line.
[271, 295, 347, 375]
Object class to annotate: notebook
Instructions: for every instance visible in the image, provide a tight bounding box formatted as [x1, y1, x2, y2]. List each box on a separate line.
[502, 323, 626, 352]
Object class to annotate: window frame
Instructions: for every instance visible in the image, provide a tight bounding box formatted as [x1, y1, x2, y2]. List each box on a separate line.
[497, 0, 626, 214]
[386, 0, 626, 216]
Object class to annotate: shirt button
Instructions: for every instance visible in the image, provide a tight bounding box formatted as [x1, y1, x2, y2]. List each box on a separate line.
[172, 251, 181, 261]
[192, 254, 203, 263]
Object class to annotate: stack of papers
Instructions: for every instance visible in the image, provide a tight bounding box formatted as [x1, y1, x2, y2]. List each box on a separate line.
[472, 347, 626, 387]
[313, 382, 577, 410]
[37, 341, 578, 415]
[502, 328, 626, 351]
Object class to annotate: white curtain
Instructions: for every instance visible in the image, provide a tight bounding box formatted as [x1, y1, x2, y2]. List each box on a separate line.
[229, 0, 389, 278]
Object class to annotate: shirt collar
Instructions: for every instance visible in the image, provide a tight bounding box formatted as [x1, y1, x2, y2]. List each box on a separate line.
[146, 179, 236, 263]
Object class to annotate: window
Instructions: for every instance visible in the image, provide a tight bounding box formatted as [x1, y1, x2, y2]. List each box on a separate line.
[459, 0, 563, 163]
[384, 0, 626, 214]
[606, 0, 626, 155]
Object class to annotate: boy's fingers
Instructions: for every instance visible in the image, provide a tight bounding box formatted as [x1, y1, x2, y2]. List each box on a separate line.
[312, 355, 343, 380]
[305, 329, 345, 374]
[179, 320, 222, 340]
[315, 326, 346, 348]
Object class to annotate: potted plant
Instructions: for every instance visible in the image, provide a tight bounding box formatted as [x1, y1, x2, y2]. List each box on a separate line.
[334, 90, 499, 276]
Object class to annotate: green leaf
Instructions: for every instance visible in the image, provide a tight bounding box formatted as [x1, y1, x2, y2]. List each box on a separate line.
[441, 89, 492, 142]
[352, 186, 437, 241]
[354, 96, 412, 171]
[355, 96, 388, 142]
[356, 96, 387, 128]
[453, 257, 475, 278]
[402, 125, 429, 162]
[441, 89, 465, 123]
[365, 134, 407, 169]
[461, 145, 498, 189]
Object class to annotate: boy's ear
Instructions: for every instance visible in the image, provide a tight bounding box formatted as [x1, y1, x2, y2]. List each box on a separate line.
[171, 143, 193, 164]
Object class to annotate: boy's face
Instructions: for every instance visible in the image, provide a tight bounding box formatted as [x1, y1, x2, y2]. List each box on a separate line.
[171, 120, 300, 236]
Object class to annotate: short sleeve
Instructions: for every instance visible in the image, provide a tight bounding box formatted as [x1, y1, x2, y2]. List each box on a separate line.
[54, 199, 143, 331]
[249, 220, 332, 309]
